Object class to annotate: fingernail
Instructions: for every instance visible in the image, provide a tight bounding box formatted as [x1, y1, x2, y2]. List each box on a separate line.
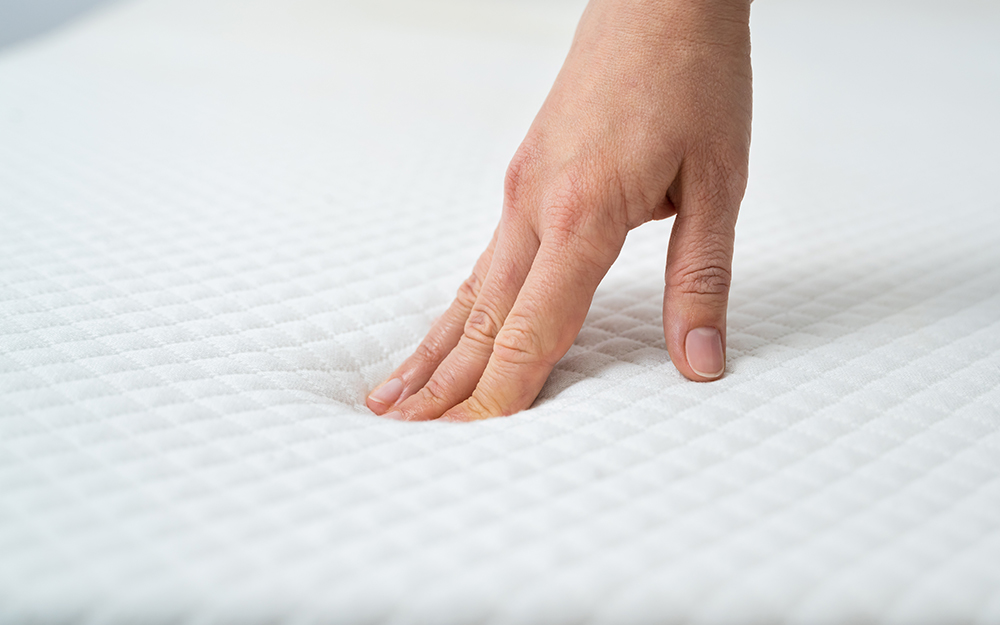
[382, 410, 403, 421]
[685, 327, 725, 379]
[368, 378, 404, 407]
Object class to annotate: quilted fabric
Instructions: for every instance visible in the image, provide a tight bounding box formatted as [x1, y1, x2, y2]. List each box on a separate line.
[2, 0, 999, 623]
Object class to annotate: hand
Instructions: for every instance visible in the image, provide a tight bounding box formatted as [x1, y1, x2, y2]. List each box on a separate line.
[368, 0, 752, 421]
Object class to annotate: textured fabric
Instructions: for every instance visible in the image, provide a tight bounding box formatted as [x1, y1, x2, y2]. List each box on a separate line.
[2, 1, 999, 623]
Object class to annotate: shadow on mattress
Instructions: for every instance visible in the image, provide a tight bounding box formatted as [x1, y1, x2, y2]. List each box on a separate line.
[533, 261, 993, 405]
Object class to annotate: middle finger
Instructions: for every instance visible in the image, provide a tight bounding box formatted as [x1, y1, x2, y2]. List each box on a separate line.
[384, 219, 539, 421]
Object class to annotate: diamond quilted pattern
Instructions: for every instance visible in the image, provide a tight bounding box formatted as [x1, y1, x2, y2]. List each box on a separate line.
[1, 0, 999, 623]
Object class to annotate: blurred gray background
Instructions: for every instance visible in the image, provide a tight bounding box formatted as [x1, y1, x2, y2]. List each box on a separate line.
[0, 0, 115, 49]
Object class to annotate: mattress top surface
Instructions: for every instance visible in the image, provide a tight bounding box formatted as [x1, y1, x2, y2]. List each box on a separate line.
[1, 1, 999, 623]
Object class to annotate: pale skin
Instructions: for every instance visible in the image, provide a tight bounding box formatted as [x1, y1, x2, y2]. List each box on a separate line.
[367, 0, 753, 421]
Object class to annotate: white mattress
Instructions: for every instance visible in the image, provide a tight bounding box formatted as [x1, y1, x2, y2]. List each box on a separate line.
[2, 0, 999, 622]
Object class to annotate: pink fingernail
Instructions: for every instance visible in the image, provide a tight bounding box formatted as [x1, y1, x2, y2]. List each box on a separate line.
[685, 327, 725, 379]
[382, 410, 403, 421]
[368, 378, 404, 407]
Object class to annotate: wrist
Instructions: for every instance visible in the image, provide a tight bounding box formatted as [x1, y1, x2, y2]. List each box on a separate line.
[584, 0, 751, 48]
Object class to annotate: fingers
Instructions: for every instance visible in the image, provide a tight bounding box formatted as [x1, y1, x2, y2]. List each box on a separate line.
[661, 168, 741, 382]
[366, 229, 498, 415]
[441, 226, 619, 421]
[382, 219, 540, 421]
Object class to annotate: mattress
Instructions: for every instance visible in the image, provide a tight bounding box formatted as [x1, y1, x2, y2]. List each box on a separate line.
[1, 0, 999, 622]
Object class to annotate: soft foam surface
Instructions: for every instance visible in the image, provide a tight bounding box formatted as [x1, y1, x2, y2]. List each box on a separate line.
[2, 1, 999, 623]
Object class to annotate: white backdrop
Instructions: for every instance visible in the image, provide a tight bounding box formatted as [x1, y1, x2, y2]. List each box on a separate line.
[0, 0, 115, 49]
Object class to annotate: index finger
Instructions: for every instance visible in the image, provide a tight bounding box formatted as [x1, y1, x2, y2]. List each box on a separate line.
[441, 225, 621, 421]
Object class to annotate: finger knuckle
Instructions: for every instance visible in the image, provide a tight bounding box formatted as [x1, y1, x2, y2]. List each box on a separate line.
[455, 274, 481, 308]
[420, 375, 451, 407]
[466, 393, 504, 420]
[492, 317, 547, 365]
[542, 172, 627, 255]
[464, 306, 503, 346]
[543, 203, 587, 239]
[542, 172, 592, 232]
[413, 340, 442, 366]
[543, 216, 620, 275]
[504, 142, 541, 214]
[670, 261, 733, 296]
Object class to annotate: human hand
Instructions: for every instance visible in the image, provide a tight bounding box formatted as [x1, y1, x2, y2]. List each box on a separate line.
[368, 0, 752, 421]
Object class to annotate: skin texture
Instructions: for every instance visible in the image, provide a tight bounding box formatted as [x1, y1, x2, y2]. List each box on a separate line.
[368, 0, 753, 421]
